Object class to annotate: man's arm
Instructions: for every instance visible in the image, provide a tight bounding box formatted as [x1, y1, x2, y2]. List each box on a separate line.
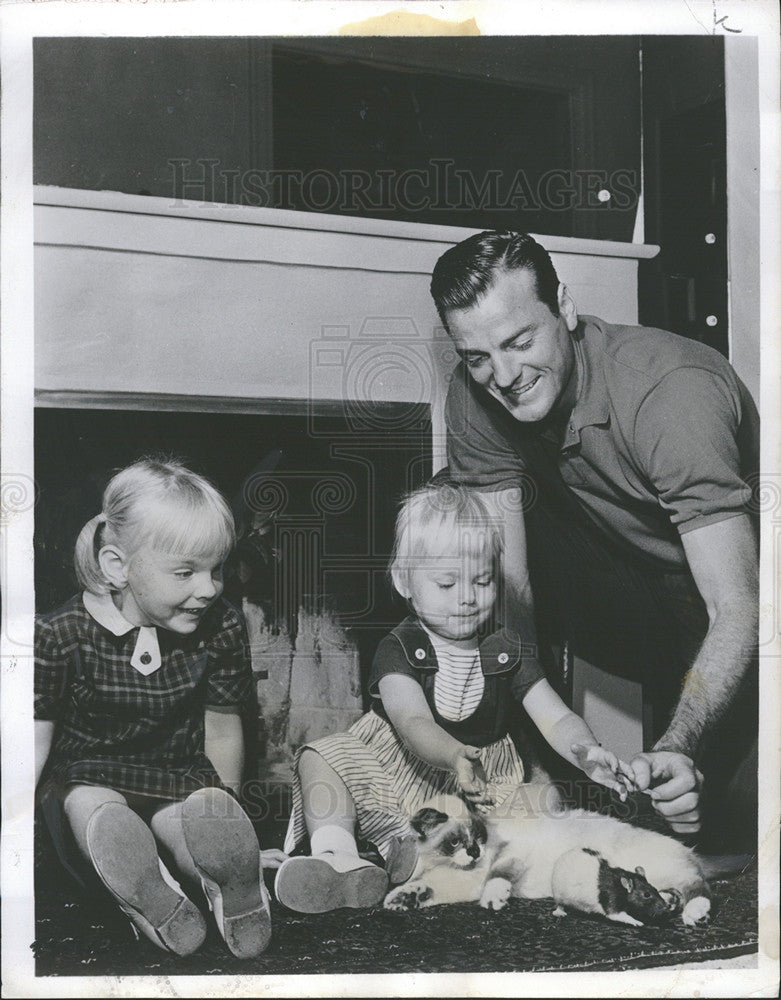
[630, 514, 757, 831]
[478, 487, 538, 641]
[658, 513, 757, 755]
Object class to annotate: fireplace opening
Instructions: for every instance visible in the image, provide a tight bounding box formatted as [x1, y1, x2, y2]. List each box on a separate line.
[35, 402, 432, 780]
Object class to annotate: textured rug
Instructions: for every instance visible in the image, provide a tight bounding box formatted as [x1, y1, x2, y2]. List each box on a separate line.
[33, 817, 758, 978]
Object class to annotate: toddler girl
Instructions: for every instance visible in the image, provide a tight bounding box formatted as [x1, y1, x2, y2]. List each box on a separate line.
[35, 458, 282, 958]
[275, 483, 632, 913]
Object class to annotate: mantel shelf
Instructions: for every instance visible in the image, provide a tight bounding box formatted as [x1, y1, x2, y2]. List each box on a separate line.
[34, 183, 648, 425]
[35, 185, 660, 266]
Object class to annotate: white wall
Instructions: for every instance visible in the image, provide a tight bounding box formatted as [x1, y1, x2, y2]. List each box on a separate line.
[725, 36, 761, 406]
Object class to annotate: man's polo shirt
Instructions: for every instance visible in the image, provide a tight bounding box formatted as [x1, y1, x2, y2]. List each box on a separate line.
[445, 315, 759, 569]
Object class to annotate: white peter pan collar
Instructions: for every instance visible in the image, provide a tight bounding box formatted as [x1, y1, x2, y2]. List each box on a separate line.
[83, 591, 162, 675]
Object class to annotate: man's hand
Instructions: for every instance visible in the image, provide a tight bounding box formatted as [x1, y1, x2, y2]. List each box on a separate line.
[452, 746, 494, 807]
[629, 750, 704, 834]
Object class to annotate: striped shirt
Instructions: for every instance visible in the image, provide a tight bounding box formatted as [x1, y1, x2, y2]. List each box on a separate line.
[426, 629, 485, 722]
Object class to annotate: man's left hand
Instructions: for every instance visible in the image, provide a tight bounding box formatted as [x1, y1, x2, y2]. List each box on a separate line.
[629, 750, 704, 834]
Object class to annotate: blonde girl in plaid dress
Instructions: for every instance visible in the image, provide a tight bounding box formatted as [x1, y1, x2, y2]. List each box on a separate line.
[275, 483, 633, 913]
[35, 458, 283, 958]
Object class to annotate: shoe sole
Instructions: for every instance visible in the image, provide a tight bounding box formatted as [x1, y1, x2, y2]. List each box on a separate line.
[385, 836, 419, 886]
[87, 802, 206, 956]
[182, 788, 271, 959]
[275, 857, 389, 913]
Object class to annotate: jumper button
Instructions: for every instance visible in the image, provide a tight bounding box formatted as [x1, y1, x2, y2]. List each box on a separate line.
[415, 648, 426, 660]
[497, 652, 509, 664]
[140, 652, 152, 665]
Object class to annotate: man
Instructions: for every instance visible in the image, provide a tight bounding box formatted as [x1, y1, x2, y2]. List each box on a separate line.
[431, 230, 758, 846]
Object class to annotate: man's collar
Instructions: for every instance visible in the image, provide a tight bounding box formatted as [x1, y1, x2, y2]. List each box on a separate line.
[83, 590, 138, 635]
[562, 317, 610, 448]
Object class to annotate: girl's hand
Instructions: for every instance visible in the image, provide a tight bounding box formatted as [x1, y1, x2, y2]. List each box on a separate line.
[453, 746, 494, 807]
[260, 848, 289, 869]
[571, 743, 635, 801]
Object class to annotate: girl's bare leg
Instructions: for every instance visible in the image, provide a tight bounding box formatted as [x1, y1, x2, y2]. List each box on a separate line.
[63, 784, 206, 956]
[299, 748, 357, 837]
[149, 801, 200, 883]
[153, 789, 271, 959]
[62, 784, 127, 859]
[274, 749, 388, 913]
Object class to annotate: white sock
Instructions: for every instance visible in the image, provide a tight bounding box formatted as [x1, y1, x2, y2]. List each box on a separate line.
[157, 858, 186, 898]
[310, 825, 359, 858]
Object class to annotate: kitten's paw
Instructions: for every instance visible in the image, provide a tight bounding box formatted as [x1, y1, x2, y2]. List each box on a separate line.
[681, 896, 711, 926]
[552, 905, 567, 918]
[479, 877, 512, 911]
[383, 880, 434, 911]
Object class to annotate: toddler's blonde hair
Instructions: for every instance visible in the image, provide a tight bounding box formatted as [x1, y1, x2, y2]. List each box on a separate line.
[389, 482, 503, 596]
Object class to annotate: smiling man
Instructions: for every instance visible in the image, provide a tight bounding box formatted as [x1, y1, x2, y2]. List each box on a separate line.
[431, 230, 759, 847]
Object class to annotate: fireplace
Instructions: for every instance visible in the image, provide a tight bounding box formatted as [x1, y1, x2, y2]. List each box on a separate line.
[34, 403, 431, 780]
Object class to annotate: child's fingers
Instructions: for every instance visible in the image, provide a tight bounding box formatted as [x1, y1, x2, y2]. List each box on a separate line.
[600, 773, 628, 802]
[461, 770, 492, 804]
[613, 782, 628, 802]
[461, 772, 486, 795]
[465, 787, 494, 806]
[586, 764, 630, 801]
[603, 750, 620, 770]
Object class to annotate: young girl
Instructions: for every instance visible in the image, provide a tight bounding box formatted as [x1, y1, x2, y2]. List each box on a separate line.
[275, 483, 633, 913]
[35, 458, 283, 959]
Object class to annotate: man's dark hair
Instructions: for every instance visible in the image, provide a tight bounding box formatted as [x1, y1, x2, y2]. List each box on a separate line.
[430, 230, 560, 328]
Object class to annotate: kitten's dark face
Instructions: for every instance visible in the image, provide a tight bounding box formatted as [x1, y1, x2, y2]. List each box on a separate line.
[411, 799, 488, 869]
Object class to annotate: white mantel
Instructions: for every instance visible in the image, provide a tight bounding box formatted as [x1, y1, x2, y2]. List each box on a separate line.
[34, 185, 657, 416]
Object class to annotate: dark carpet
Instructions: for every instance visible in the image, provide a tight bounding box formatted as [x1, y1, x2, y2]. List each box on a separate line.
[33, 805, 758, 978]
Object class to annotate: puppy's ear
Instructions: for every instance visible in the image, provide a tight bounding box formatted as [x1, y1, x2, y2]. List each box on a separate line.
[411, 807, 450, 839]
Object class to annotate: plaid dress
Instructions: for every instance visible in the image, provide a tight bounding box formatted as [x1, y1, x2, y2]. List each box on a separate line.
[35, 593, 254, 802]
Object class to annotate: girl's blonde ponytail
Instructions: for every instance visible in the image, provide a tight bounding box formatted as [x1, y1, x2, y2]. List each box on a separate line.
[74, 513, 110, 595]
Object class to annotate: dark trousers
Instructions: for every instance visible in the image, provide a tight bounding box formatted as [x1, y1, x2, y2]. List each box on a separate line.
[522, 486, 758, 850]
